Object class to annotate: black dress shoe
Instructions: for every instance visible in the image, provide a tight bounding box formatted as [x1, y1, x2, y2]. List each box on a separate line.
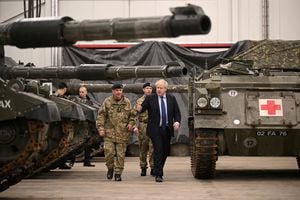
[155, 176, 163, 182]
[140, 168, 147, 176]
[115, 174, 122, 181]
[107, 169, 114, 180]
[83, 163, 95, 167]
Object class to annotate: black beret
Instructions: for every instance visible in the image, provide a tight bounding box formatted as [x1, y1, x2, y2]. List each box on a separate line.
[142, 82, 151, 88]
[112, 83, 123, 89]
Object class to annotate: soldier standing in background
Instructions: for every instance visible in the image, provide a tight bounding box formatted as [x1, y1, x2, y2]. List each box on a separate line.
[55, 82, 75, 170]
[55, 82, 68, 98]
[78, 86, 95, 167]
[96, 83, 135, 181]
[134, 83, 154, 176]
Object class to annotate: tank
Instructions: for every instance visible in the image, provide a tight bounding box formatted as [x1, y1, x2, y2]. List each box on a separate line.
[188, 40, 300, 179]
[0, 4, 211, 48]
[16, 80, 100, 174]
[0, 78, 62, 191]
[25, 80, 102, 169]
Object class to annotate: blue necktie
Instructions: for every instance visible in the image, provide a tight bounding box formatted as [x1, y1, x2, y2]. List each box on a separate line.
[161, 96, 167, 130]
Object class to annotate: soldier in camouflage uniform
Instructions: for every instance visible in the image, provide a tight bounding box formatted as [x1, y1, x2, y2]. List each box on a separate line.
[96, 83, 135, 181]
[78, 86, 93, 106]
[134, 83, 154, 176]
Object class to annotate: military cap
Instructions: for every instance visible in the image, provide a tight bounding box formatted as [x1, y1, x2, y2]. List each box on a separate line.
[112, 83, 123, 89]
[142, 82, 151, 88]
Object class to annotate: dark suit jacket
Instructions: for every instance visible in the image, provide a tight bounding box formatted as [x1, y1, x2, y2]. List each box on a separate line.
[141, 93, 181, 137]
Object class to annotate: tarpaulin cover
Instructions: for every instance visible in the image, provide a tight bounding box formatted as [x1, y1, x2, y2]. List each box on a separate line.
[232, 40, 300, 69]
[62, 40, 254, 144]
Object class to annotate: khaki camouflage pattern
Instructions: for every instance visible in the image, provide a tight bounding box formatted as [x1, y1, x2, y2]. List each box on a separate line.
[78, 97, 93, 106]
[233, 40, 300, 69]
[96, 95, 135, 174]
[135, 95, 153, 169]
[136, 95, 148, 124]
[103, 141, 127, 174]
[96, 95, 135, 143]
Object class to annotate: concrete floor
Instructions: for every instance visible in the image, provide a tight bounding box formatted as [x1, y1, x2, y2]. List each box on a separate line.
[0, 156, 299, 200]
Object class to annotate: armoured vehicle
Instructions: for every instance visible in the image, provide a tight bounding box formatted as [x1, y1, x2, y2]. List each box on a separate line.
[188, 40, 300, 179]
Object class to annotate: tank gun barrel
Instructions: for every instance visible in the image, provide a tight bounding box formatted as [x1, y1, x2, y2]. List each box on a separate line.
[0, 4, 211, 48]
[68, 83, 188, 94]
[0, 63, 187, 80]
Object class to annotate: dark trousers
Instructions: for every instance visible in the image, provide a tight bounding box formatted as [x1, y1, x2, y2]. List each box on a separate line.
[150, 127, 171, 177]
[84, 145, 92, 164]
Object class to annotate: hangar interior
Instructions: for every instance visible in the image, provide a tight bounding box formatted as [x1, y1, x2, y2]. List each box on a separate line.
[0, 0, 300, 194]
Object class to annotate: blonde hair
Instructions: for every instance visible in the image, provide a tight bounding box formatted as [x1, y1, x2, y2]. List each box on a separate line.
[155, 79, 168, 89]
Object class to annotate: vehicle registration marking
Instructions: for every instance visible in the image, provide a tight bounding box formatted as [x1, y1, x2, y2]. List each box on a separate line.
[256, 130, 288, 137]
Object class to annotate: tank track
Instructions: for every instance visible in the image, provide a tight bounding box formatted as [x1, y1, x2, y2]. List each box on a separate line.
[191, 129, 218, 179]
[0, 120, 47, 192]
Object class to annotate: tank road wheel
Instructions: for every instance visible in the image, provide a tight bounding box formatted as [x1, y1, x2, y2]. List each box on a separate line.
[297, 156, 300, 170]
[191, 129, 218, 179]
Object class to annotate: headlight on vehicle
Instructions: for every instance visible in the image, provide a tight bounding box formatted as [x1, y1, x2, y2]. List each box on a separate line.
[210, 97, 221, 108]
[197, 97, 208, 108]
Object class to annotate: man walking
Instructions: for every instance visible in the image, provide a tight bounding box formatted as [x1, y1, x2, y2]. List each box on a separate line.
[96, 83, 135, 181]
[134, 83, 154, 176]
[137, 79, 181, 182]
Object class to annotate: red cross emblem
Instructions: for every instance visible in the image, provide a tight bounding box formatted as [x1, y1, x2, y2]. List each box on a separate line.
[259, 99, 283, 116]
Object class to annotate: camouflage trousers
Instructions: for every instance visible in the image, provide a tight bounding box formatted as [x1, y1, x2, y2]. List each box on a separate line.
[138, 123, 153, 169]
[104, 141, 127, 175]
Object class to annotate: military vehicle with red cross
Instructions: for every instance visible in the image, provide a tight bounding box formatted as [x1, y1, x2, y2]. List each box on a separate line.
[188, 40, 300, 179]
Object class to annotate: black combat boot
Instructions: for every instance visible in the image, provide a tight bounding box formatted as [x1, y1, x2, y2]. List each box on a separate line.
[115, 174, 122, 181]
[107, 169, 114, 180]
[140, 168, 147, 176]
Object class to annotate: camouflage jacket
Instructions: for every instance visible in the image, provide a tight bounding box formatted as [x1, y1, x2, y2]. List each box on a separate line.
[96, 95, 135, 143]
[78, 97, 93, 106]
[135, 95, 149, 137]
[135, 95, 148, 123]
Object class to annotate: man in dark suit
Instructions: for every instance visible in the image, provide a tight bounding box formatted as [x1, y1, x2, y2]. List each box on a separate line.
[78, 86, 95, 167]
[137, 79, 181, 182]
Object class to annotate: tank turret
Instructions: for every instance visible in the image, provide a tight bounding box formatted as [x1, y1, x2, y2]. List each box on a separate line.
[0, 4, 211, 48]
